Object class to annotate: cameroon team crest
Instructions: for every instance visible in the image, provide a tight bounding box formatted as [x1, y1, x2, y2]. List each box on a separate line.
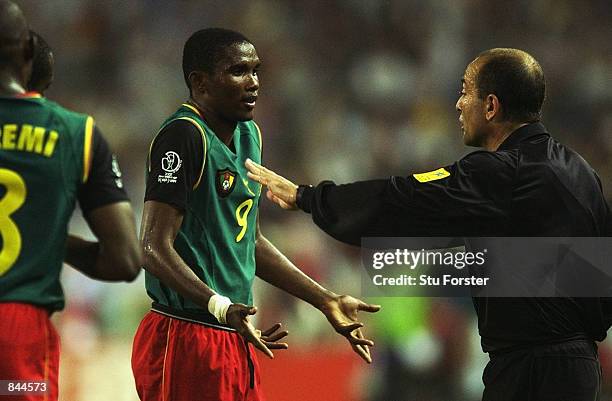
[216, 169, 237, 197]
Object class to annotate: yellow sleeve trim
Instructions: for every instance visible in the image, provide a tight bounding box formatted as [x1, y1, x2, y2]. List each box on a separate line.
[176, 117, 207, 189]
[82, 116, 94, 182]
[253, 121, 263, 155]
[181, 103, 203, 118]
[413, 167, 450, 183]
[147, 127, 161, 173]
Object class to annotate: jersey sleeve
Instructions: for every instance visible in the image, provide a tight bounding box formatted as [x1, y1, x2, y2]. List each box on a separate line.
[145, 119, 205, 211]
[77, 126, 129, 213]
[298, 151, 515, 245]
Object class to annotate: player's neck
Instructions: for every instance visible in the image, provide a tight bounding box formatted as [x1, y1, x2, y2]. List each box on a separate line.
[0, 69, 27, 96]
[187, 99, 236, 145]
[205, 116, 236, 145]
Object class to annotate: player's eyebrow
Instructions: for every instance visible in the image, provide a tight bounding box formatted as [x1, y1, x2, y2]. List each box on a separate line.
[228, 59, 260, 69]
[227, 62, 247, 70]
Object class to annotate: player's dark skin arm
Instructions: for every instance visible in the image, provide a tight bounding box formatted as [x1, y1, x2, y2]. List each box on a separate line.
[254, 217, 380, 363]
[141, 200, 287, 358]
[141, 201, 216, 306]
[64, 202, 141, 281]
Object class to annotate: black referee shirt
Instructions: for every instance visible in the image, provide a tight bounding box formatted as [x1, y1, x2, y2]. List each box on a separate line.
[298, 122, 612, 352]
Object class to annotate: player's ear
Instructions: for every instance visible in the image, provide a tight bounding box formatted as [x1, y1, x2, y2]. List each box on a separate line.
[485, 94, 499, 121]
[188, 71, 207, 94]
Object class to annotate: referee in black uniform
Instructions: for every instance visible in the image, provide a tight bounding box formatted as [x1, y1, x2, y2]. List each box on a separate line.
[246, 48, 611, 401]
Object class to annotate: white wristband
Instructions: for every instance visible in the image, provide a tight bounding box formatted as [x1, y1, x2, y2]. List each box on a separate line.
[208, 294, 232, 324]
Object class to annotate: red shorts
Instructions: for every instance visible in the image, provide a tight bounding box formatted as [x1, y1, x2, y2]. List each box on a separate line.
[0, 302, 60, 401]
[132, 311, 264, 401]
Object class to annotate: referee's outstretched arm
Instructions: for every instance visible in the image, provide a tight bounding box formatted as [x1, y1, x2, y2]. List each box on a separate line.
[246, 150, 510, 245]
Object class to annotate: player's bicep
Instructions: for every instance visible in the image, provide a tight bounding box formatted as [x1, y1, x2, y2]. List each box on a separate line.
[141, 200, 184, 250]
[145, 120, 204, 211]
[87, 201, 139, 253]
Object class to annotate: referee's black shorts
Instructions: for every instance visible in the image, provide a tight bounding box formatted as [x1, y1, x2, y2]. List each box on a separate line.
[482, 339, 601, 401]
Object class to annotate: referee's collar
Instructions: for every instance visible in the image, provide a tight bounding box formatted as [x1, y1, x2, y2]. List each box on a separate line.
[497, 122, 549, 151]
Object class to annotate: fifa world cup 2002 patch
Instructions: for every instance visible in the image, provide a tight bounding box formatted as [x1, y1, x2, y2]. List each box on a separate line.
[216, 169, 237, 197]
[158, 151, 182, 184]
[413, 167, 450, 183]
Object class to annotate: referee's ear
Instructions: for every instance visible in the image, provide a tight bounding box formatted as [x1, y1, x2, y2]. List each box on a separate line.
[485, 94, 501, 121]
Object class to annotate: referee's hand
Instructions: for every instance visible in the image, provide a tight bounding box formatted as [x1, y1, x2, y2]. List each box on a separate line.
[245, 158, 298, 210]
[226, 304, 288, 359]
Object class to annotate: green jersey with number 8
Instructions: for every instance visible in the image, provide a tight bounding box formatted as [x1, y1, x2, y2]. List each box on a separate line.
[0, 94, 93, 311]
[145, 103, 262, 310]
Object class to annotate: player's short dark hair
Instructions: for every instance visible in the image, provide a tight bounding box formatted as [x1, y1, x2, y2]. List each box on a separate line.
[0, 0, 31, 68]
[182, 28, 252, 92]
[27, 30, 53, 93]
[475, 48, 545, 123]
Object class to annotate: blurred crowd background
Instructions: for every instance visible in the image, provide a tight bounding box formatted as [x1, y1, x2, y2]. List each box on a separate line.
[17, 0, 612, 400]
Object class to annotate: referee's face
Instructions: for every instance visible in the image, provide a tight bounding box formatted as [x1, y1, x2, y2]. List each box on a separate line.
[456, 61, 488, 147]
[203, 42, 260, 122]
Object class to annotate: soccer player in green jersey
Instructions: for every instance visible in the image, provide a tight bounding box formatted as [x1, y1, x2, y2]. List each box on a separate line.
[0, 2, 142, 400]
[132, 28, 380, 400]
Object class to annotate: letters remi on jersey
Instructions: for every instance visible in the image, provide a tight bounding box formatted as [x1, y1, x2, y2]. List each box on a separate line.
[0, 123, 59, 157]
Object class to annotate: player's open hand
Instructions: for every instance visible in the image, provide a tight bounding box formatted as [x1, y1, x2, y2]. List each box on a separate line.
[320, 295, 381, 364]
[260, 322, 289, 350]
[245, 158, 298, 210]
[226, 304, 289, 359]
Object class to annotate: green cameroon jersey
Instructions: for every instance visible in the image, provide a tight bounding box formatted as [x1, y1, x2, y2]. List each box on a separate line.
[145, 103, 262, 311]
[0, 94, 93, 311]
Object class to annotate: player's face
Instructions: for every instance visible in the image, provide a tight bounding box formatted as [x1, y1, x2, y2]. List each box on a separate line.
[456, 60, 488, 147]
[206, 42, 260, 122]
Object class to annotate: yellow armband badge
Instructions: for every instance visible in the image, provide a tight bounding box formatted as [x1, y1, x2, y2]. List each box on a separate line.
[413, 168, 450, 183]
